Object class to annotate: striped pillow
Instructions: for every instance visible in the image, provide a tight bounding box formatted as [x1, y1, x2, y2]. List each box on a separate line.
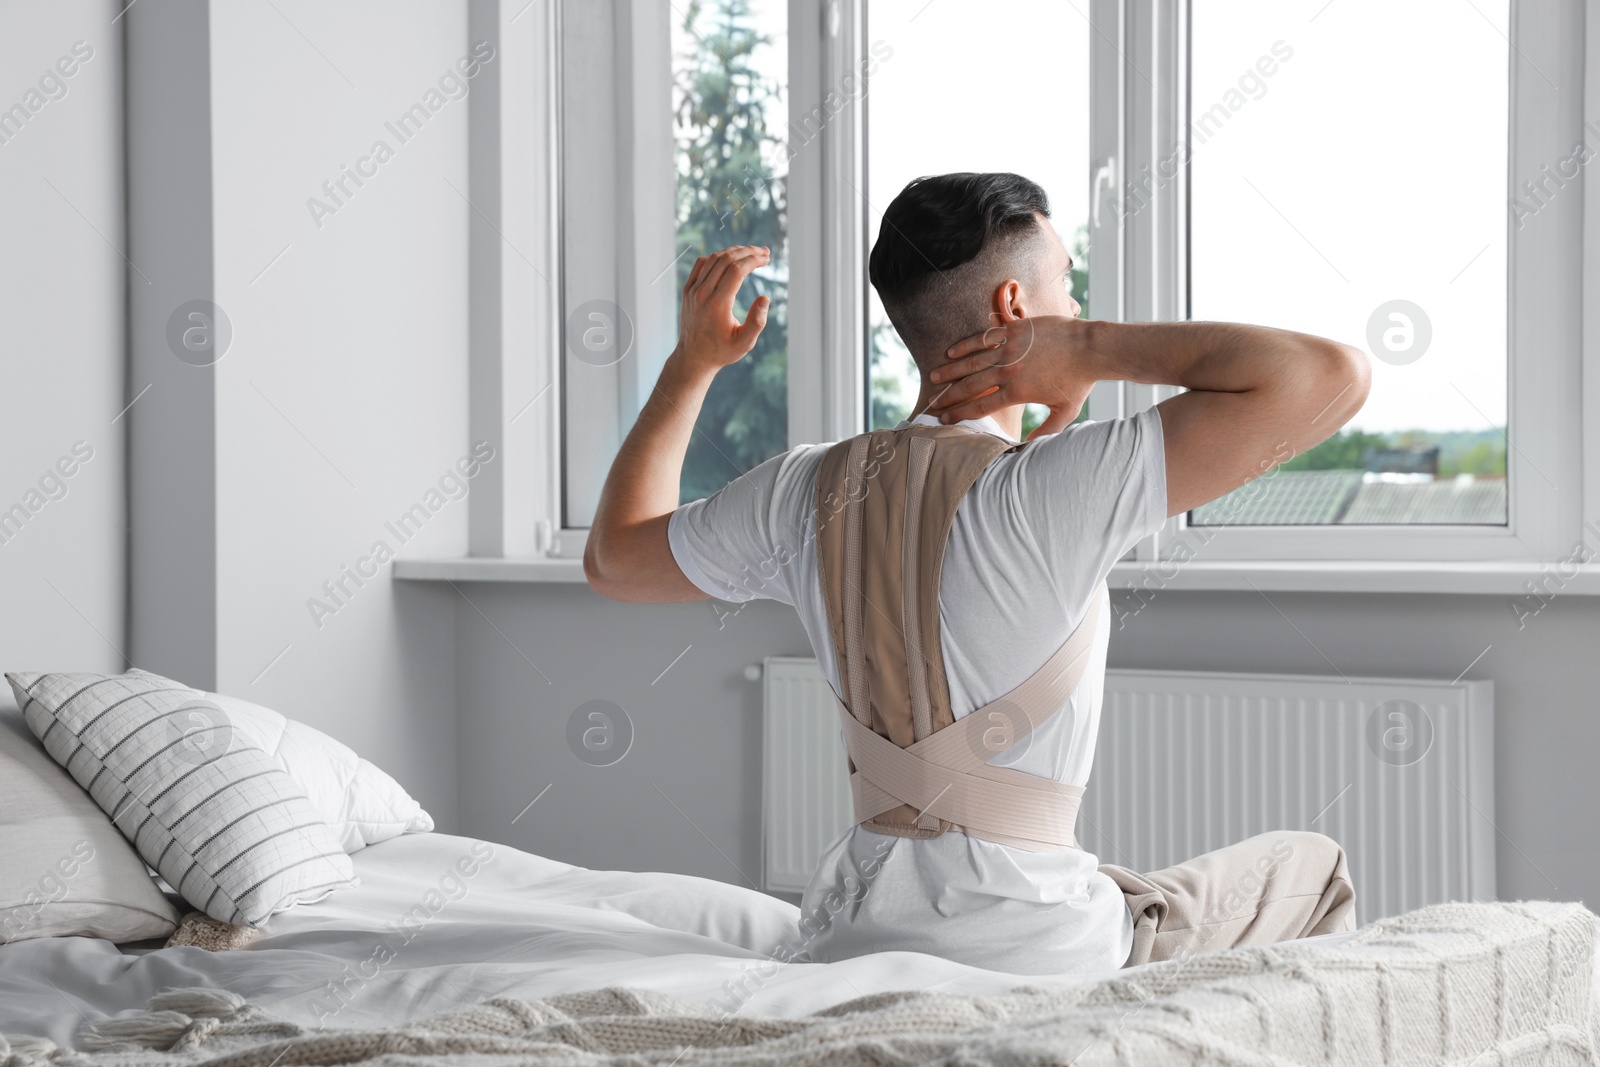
[5, 670, 355, 927]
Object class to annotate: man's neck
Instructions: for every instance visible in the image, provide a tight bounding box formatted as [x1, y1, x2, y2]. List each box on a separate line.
[911, 380, 1025, 441]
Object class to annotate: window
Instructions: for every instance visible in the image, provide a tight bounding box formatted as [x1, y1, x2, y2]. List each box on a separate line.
[846, 0, 1577, 563]
[672, 0, 790, 502]
[535, 0, 1584, 573]
[1187, 0, 1509, 528]
[559, 0, 789, 527]
[864, 0, 1092, 436]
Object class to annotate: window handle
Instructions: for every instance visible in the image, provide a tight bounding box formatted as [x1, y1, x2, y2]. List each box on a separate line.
[1091, 157, 1117, 228]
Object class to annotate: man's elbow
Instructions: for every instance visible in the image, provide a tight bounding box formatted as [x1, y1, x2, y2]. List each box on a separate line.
[583, 534, 629, 601]
[1319, 341, 1371, 426]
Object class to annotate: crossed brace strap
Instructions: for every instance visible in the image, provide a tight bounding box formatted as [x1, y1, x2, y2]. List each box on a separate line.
[813, 424, 1105, 853]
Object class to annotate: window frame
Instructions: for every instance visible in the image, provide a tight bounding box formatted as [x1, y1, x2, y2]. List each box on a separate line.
[1142, 0, 1582, 563]
[789, 0, 865, 447]
[549, 0, 677, 544]
[537, 0, 813, 554]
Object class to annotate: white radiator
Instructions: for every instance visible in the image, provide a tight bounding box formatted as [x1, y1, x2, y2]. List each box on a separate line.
[761, 657, 855, 892]
[761, 659, 1495, 920]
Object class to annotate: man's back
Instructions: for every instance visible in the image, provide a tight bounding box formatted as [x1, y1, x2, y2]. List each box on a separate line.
[667, 408, 1166, 973]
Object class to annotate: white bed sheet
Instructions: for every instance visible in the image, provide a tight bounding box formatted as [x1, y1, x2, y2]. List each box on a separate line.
[0, 832, 1122, 1045]
[3, 832, 1593, 1049]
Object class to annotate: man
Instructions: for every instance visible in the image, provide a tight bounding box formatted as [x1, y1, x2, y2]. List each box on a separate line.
[585, 172, 1368, 975]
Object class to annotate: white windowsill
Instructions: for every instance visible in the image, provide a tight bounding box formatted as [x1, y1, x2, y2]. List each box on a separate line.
[393, 557, 590, 583]
[1106, 560, 1592, 596]
[392, 556, 1595, 596]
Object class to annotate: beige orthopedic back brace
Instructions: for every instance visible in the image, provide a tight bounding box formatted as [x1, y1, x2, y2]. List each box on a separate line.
[813, 423, 1104, 853]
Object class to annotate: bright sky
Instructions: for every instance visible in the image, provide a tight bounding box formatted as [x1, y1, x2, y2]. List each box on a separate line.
[1186, 0, 1509, 434]
[863, 0, 1510, 435]
[866, 0, 1091, 248]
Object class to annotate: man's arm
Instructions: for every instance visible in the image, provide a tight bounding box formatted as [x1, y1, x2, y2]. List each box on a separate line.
[927, 318, 1371, 516]
[584, 245, 771, 602]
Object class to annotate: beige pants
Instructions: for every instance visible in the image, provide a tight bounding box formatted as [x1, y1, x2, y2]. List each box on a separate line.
[1099, 830, 1357, 968]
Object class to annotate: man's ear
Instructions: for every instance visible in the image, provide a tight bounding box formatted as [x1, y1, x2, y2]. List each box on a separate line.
[990, 279, 1026, 324]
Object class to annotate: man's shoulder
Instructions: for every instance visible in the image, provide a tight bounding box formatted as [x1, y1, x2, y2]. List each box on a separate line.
[965, 412, 1164, 515]
[716, 439, 834, 514]
[1004, 411, 1161, 468]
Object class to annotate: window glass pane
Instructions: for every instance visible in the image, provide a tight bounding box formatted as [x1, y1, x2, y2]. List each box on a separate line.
[1188, 0, 1508, 526]
[672, 0, 789, 502]
[865, 1, 1091, 433]
[557, 0, 624, 529]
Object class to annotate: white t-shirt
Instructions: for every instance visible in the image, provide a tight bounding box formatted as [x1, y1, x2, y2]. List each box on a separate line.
[667, 409, 1168, 975]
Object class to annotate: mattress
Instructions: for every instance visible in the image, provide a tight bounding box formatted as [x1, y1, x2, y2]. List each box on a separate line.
[0, 831, 1128, 1045]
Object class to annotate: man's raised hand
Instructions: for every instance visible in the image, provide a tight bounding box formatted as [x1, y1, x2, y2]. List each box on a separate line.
[676, 245, 771, 372]
[926, 314, 1099, 440]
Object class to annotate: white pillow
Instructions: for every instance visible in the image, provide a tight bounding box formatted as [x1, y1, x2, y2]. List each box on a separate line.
[0, 702, 182, 943]
[123, 671, 434, 852]
[6, 670, 355, 927]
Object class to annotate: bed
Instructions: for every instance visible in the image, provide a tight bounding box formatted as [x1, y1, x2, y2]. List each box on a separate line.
[2, 673, 1596, 1065]
[2, 830, 1597, 1065]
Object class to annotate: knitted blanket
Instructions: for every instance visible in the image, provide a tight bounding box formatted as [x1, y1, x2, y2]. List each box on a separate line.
[3, 901, 1595, 1067]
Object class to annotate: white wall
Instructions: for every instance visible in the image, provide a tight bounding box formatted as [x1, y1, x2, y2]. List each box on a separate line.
[455, 585, 799, 887]
[0, 1, 126, 679]
[127, 0, 472, 827]
[212, 0, 469, 831]
[455, 585, 1600, 911]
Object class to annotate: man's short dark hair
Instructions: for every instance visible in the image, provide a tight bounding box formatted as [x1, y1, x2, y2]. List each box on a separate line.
[868, 172, 1053, 367]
